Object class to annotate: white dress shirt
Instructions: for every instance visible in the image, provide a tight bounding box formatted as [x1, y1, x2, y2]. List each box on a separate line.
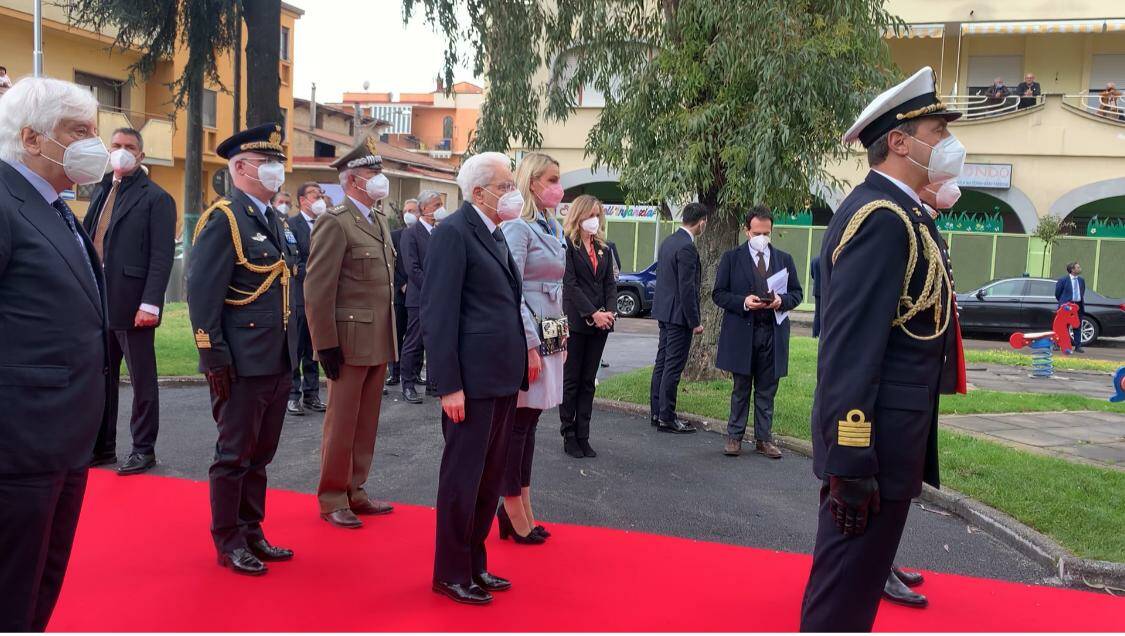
[471, 204, 498, 233]
[748, 242, 770, 271]
[300, 211, 316, 233]
[420, 217, 434, 234]
[1070, 274, 1082, 302]
[873, 169, 922, 207]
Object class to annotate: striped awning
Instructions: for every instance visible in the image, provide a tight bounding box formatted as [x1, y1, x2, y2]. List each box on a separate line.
[961, 19, 1115, 35]
[885, 23, 944, 39]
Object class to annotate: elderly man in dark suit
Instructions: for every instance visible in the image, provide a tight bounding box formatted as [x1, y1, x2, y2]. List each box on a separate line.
[1054, 261, 1087, 353]
[712, 206, 803, 458]
[648, 202, 710, 434]
[286, 181, 328, 416]
[0, 76, 109, 631]
[400, 190, 443, 403]
[83, 127, 176, 475]
[386, 199, 417, 387]
[422, 151, 528, 605]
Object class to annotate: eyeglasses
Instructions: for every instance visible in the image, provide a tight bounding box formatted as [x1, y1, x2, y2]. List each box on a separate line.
[487, 181, 517, 194]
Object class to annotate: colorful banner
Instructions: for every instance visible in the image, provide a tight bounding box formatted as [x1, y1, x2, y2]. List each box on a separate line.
[558, 202, 662, 222]
[936, 211, 1003, 233]
[1087, 216, 1125, 237]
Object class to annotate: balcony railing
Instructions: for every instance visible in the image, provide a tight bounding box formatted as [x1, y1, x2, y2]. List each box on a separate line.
[940, 94, 1044, 120]
[1061, 92, 1125, 124]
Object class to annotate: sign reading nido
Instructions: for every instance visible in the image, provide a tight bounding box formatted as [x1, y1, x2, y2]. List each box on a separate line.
[958, 163, 1012, 190]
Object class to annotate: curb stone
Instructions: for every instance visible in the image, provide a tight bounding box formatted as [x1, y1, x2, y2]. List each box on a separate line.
[592, 396, 1125, 593]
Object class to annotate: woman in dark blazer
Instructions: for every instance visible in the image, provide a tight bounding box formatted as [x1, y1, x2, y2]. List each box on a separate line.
[561, 195, 617, 458]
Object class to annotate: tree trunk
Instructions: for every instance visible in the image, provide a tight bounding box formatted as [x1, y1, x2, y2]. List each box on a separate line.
[682, 188, 740, 382]
[242, 0, 281, 127]
[182, 72, 204, 268]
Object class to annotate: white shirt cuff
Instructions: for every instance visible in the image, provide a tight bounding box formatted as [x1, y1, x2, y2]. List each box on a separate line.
[139, 304, 161, 317]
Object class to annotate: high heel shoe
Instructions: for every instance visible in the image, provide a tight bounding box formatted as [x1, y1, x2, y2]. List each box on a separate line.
[531, 525, 550, 539]
[496, 506, 545, 544]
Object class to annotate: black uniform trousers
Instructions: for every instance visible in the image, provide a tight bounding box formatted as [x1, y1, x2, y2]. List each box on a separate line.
[561, 330, 609, 440]
[389, 301, 407, 379]
[799, 482, 912, 632]
[650, 321, 692, 422]
[726, 320, 778, 443]
[288, 310, 320, 401]
[433, 393, 517, 585]
[209, 372, 291, 554]
[501, 407, 541, 497]
[400, 307, 429, 387]
[0, 469, 87, 631]
[94, 328, 159, 456]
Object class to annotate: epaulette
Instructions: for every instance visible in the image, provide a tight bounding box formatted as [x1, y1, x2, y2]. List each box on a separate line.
[327, 205, 348, 215]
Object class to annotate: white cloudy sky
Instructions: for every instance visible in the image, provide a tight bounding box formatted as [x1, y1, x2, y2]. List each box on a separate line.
[290, 0, 478, 103]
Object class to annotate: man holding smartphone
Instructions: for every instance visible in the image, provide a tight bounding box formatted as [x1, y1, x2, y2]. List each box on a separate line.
[711, 206, 803, 457]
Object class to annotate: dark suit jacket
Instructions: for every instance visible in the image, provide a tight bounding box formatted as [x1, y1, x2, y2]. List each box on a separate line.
[1054, 275, 1086, 312]
[391, 227, 407, 306]
[187, 189, 298, 376]
[401, 220, 432, 309]
[563, 237, 617, 335]
[288, 211, 314, 308]
[420, 202, 528, 399]
[810, 255, 821, 337]
[651, 228, 701, 328]
[0, 159, 108, 473]
[712, 243, 803, 378]
[82, 168, 176, 331]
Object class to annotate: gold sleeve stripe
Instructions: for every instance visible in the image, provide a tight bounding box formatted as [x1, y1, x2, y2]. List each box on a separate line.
[838, 437, 871, 448]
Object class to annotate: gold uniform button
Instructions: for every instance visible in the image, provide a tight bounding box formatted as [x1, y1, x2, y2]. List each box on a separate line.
[249, 322, 255, 328]
[349, 315, 354, 319]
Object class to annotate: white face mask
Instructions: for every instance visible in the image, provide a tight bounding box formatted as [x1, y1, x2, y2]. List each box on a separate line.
[246, 159, 286, 192]
[580, 216, 601, 235]
[109, 148, 137, 174]
[926, 180, 962, 209]
[42, 135, 110, 185]
[363, 173, 390, 200]
[907, 133, 966, 185]
[309, 198, 327, 216]
[404, 212, 418, 226]
[434, 206, 451, 221]
[748, 234, 771, 252]
[494, 189, 524, 221]
[275, 203, 289, 215]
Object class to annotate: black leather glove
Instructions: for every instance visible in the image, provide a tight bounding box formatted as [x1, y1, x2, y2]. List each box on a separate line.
[318, 346, 344, 381]
[828, 475, 881, 537]
[205, 365, 233, 401]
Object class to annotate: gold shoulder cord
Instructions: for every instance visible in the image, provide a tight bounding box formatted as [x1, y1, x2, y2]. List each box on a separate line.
[192, 199, 291, 328]
[830, 199, 952, 341]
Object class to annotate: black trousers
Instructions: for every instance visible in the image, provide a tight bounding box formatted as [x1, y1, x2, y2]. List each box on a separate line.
[208, 372, 290, 554]
[501, 407, 541, 496]
[289, 310, 320, 400]
[400, 306, 428, 386]
[389, 301, 407, 378]
[94, 327, 159, 456]
[0, 469, 87, 631]
[649, 321, 692, 422]
[799, 483, 912, 632]
[433, 393, 517, 585]
[561, 330, 609, 440]
[726, 322, 778, 442]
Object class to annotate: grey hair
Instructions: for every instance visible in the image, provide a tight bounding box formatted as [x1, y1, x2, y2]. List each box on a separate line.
[417, 190, 442, 208]
[338, 168, 353, 186]
[403, 197, 419, 207]
[0, 76, 99, 163]
[456, 151, 510, 199]
[866, 119, 922, 167]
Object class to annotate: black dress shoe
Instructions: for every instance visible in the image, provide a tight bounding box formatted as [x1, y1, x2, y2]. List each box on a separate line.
[473, 571, 511, 592]
[402, 385, 423, 404]
[658, 419, 696, 434]
[286, 399, 305, 416]
[303, 397, 328, 412]
[600, 358, 609, 368]
[432, 580, 492, 605]
[90, 450, 117, 467]
[117, 452, 156, 476]
[883, 571, 928, 608]
[249, 539, 293, 562]
[321, 508, 364, 529]
[385, 374, 400, 386]
[218, 548, 267, 576]
[892, 567, 924, 587]
[563, 436, 584, 458]
[578, 439, 597, 458]
[650, 415, 659, 428]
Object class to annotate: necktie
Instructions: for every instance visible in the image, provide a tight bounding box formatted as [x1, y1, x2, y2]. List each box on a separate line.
[492, 227, 509, 263]
[92, 179, 120, 262]
[1073, 278, 1080, 302]
[756, 250, 767, 277]
[52, 198, 97, 285]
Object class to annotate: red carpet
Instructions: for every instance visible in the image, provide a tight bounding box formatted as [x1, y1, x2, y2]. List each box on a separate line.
[49, 470, 1122, 632]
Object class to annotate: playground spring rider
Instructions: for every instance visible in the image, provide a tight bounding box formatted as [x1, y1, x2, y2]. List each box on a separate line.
[1008, 302, 1079, 378]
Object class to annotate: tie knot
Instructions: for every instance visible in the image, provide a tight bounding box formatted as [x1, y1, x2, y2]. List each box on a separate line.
[493, 228, 505, 241]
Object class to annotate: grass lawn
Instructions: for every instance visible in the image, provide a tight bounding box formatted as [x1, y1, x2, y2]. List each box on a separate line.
[149, 302, 201, 377]
[598, 337, 1125, 562]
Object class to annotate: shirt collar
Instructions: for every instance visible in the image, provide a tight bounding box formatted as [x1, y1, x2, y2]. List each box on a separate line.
[11, 160, 61, 205]
[873, 169, 922, 207]
[244, 192, 270, 216]
[679, 226, 695, 242]
[420, 217, 434, 233]
[748, 242, 769, 257]
[348, 196, 373, 220]
[471, 204, 498, 233]
[1070, 274, 1080, 280]
[300, 211, 316, 224]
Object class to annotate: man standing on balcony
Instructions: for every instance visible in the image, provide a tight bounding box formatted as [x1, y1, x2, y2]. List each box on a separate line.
[1016, 73, 1041, 109]
[85, 127, 176, 476]
[800, 67, 964, 632]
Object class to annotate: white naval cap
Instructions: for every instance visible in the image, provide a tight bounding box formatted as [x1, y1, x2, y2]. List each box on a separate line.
[843, 66, 962, 148]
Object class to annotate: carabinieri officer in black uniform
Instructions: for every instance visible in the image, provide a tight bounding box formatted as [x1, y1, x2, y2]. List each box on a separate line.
[800, 67, 965, 632]
[187, 123, 300, 576]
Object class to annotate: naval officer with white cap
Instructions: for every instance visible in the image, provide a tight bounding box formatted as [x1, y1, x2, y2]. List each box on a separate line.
[799, 67, 965, 631]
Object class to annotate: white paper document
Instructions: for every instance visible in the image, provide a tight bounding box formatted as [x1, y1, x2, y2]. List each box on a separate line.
[767, 269, 789, 325]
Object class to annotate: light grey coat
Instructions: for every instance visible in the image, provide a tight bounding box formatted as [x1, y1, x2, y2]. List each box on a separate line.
[502, 212, 566, 410]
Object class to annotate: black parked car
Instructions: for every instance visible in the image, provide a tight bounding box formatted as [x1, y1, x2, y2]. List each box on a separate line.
[956, 277, 1125, 346]
[615, 262, 657, 318]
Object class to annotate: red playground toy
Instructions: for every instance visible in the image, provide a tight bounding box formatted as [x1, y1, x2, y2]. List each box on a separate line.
[1008, 302, 1080, 377]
